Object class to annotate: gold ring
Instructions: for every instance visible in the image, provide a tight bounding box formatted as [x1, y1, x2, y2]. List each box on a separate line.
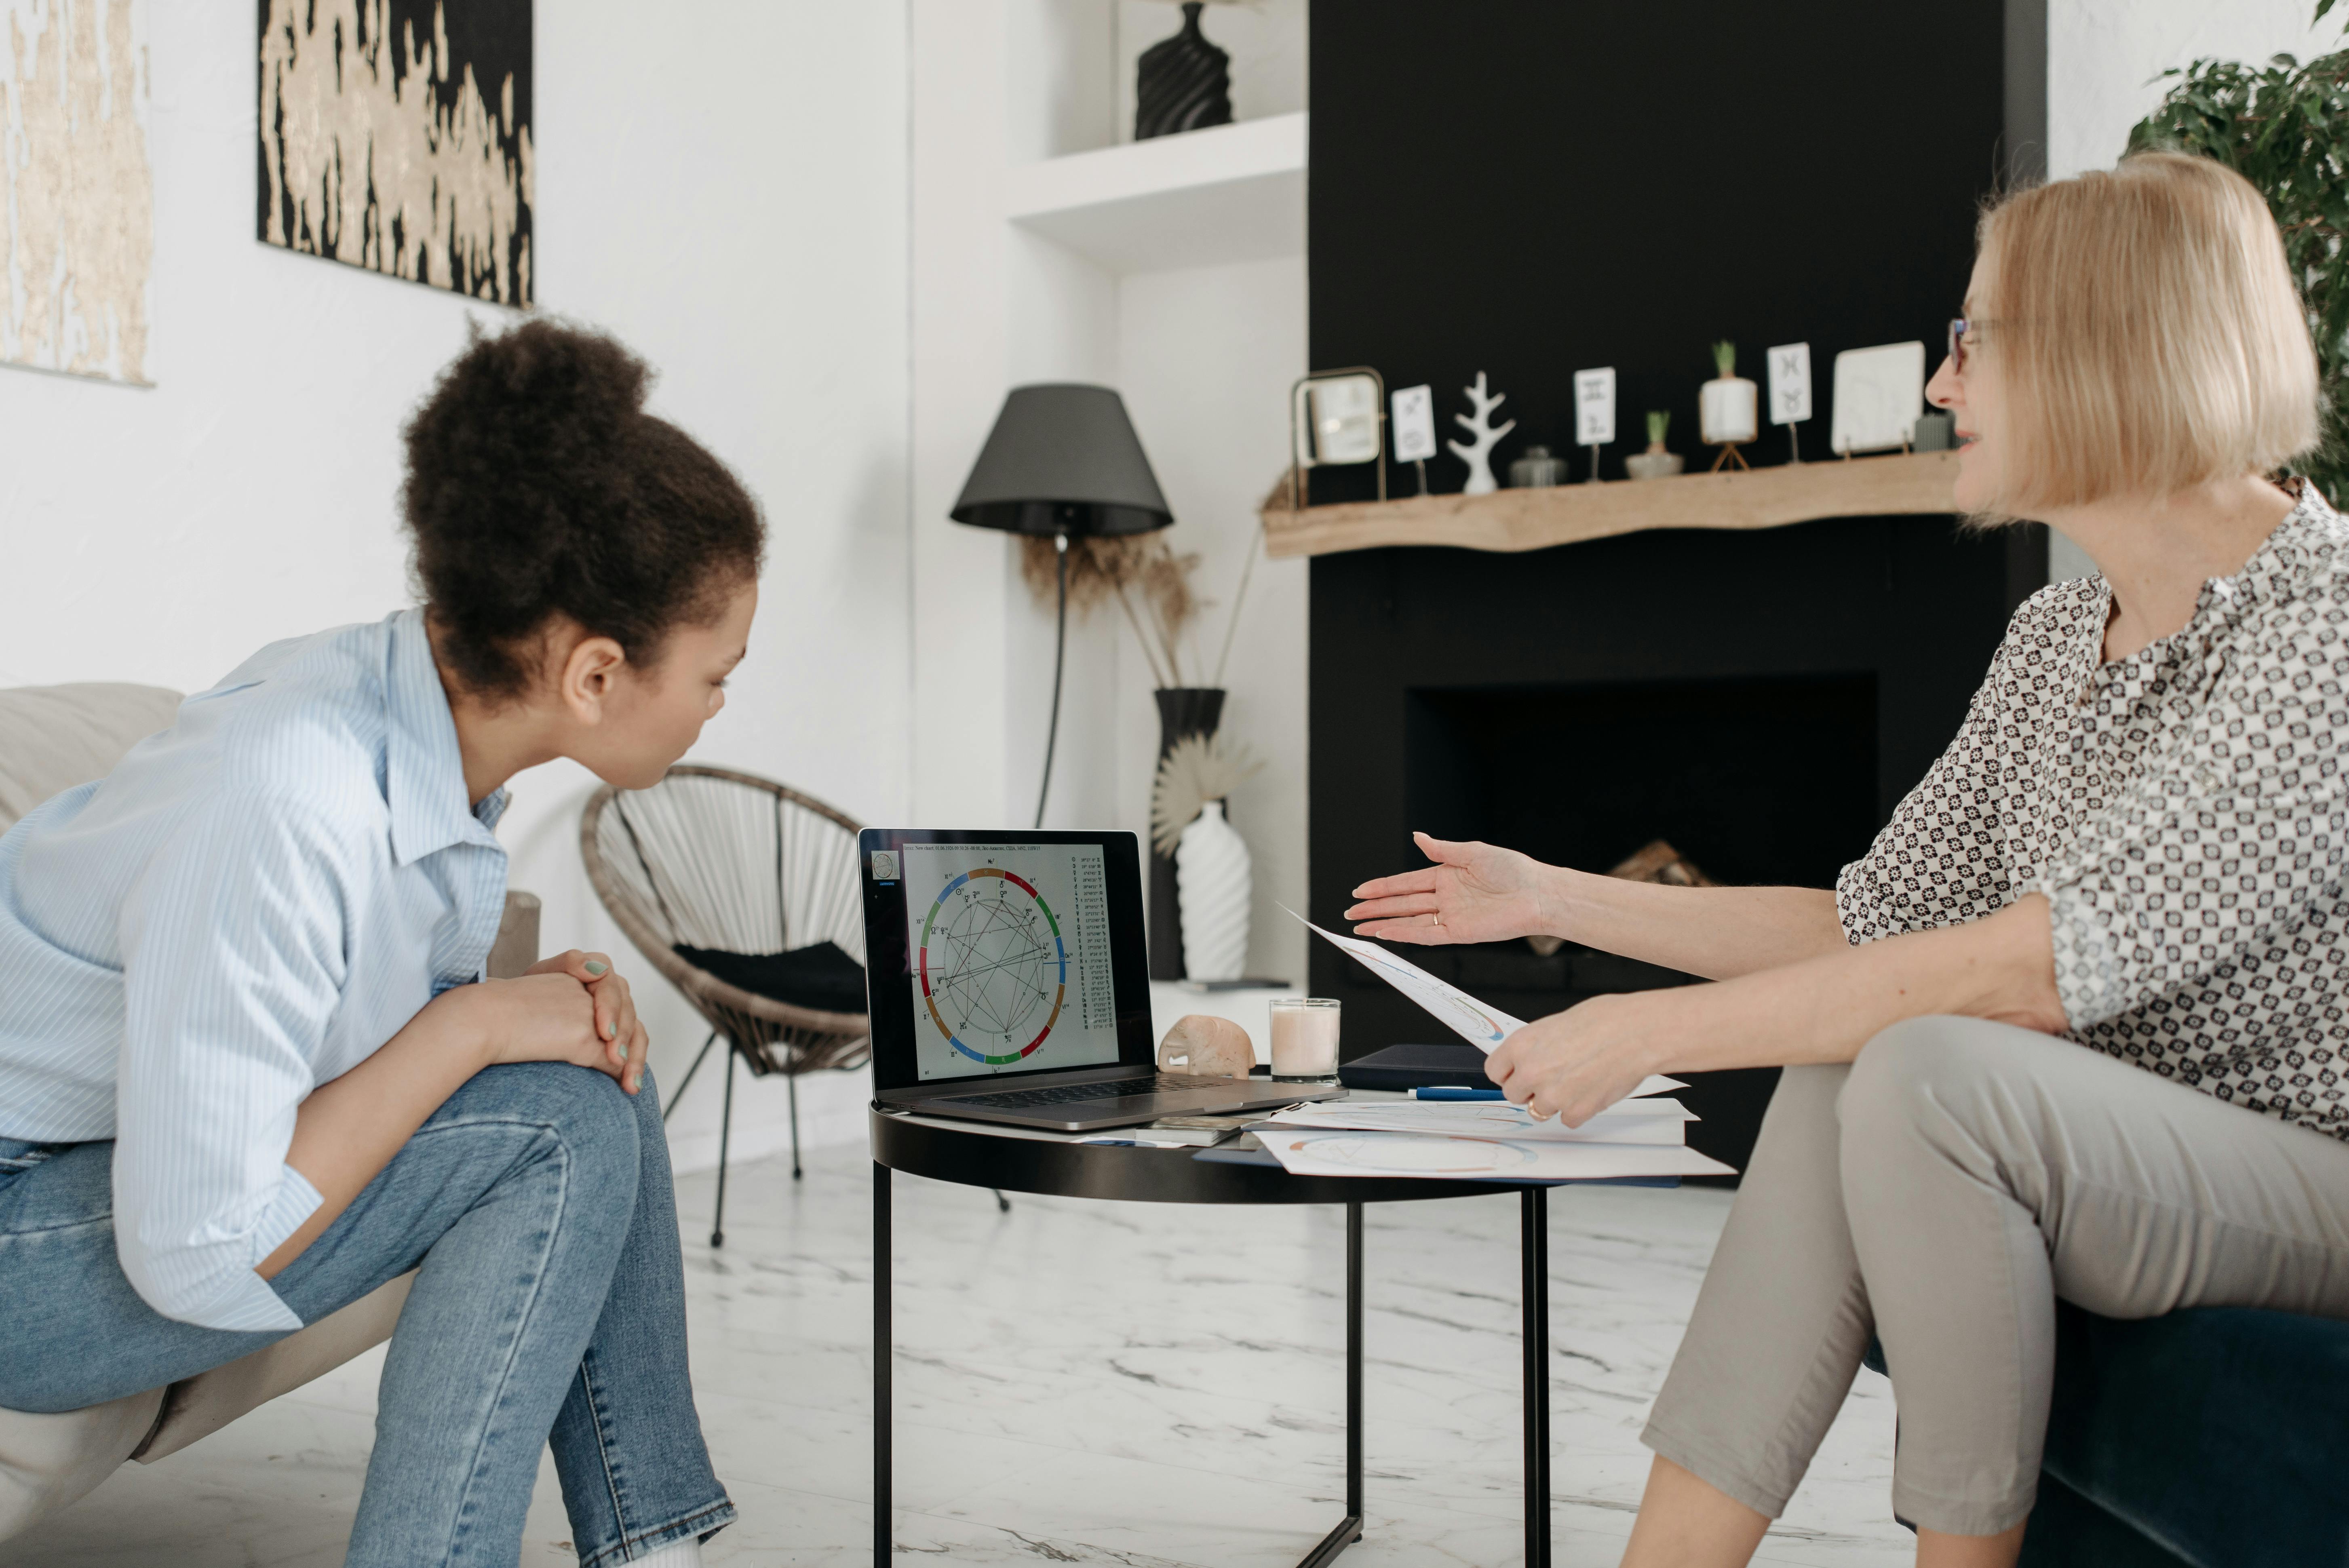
[1432, 911, 1443, 927]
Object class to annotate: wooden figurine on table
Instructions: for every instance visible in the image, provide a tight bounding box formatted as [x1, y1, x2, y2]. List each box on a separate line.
[1157, 1014, 1256, 1079]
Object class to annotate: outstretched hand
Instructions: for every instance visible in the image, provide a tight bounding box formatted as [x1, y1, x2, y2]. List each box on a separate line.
[1345, 831, 1553, 947]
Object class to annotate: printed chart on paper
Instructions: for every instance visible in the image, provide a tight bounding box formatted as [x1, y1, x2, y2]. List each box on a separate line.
[1287, 909, 1527, 1050]
[902, 842, 1122, 1081]
[1282, 1133, 1541, 1175]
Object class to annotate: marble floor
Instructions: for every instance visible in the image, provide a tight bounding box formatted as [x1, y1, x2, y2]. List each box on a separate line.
[6, 1146, 1910, 1567]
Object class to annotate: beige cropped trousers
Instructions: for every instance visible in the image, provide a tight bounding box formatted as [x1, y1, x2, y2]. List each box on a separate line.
[1641, 1016, 2349, 1536]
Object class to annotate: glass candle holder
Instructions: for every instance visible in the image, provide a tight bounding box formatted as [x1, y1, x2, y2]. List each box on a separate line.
[1269, 997, 1341, 1083]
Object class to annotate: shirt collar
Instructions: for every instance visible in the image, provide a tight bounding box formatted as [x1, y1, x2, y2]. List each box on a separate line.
[2217, 478, 2340, 617]
[384, 609, 508, 867]
[2073, 483, 2341, 699]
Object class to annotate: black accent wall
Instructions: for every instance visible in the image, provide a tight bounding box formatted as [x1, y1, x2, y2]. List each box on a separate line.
[1305, 2, 2045, 1177]
[1308, 2, 2011, 493]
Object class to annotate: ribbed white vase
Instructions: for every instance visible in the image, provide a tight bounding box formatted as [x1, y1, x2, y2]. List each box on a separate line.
[1177, 799, 1251, 982]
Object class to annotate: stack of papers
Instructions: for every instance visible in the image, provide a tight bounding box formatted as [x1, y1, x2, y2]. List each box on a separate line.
[1266, 1096, 1697, 1145]
[1255, 1090, 1733, 1181]
[1266, 909, 1739, 1181]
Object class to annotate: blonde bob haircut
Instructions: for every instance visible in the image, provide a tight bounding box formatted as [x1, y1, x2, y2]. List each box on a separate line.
[1976, 151, 2320, 514]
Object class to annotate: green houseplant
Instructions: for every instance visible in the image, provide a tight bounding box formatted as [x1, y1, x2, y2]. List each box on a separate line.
[2128, 4, 2349, 499]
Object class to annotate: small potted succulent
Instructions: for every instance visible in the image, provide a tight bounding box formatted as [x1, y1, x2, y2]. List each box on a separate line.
[1625, 411, 1685, 480]
[1699, 340, 1758, 470]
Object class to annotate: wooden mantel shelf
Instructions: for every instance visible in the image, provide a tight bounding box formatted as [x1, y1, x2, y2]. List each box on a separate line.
[1261, 449, 1961, 558]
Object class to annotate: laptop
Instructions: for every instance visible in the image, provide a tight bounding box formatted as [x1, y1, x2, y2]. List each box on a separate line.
[861, 827, 1341, 1132]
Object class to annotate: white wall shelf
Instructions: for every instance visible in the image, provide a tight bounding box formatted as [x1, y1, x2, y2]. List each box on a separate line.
[1004, 110, 1305, 274]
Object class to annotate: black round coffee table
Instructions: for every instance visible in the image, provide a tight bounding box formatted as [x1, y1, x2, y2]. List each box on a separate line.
[871, 1107, 1560, 1567]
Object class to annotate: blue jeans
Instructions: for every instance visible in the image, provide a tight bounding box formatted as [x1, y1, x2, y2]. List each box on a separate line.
[0, 1063, 735, 1566]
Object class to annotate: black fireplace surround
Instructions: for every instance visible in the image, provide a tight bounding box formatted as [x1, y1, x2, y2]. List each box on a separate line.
[1308, 518, 2045, 1176]
[1303, 0, 2043, 1176]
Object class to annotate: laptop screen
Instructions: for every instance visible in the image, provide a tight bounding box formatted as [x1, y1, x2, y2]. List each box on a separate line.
[861, 828, 1155, 1092]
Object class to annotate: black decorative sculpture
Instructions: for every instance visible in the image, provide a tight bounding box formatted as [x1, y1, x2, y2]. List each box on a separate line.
[1135, 2, 1232, 141]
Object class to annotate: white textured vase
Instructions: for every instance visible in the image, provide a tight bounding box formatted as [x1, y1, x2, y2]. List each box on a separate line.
[1177, 799, 1252, 982]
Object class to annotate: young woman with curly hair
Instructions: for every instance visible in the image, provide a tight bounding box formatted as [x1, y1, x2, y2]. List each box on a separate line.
[1350, 153, 2349, 1568]
[0, 320, 759, 1567]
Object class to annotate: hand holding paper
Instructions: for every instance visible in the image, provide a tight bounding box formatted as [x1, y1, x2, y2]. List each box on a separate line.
[1290, 903, 1687, 1124]
[1486, 990, 1690, 1129]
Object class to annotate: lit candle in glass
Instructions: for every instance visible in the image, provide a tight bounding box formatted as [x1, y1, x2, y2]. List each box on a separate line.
[1269, 997, 1341, 1083]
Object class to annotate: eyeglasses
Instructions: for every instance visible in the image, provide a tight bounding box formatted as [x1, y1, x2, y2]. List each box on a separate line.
[1948, 317, 1981, 373]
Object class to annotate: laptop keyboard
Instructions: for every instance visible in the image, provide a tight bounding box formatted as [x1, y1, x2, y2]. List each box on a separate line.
[947, 1075, 1240, 1111]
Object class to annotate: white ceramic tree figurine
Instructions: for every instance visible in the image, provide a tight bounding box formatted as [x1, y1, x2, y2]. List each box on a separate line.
[1447, 371, 1516, 495]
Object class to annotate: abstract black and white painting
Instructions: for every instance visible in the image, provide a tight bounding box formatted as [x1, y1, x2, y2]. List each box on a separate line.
[257, 0, 532, 306]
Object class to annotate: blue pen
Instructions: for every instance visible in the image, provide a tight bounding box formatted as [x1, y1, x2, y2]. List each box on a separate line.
[1411, 1086, 1506, 1101]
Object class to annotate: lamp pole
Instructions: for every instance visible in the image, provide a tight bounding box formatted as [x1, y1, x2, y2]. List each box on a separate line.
[1034, 530, 1069, 830]
[949, 385, 1171, 829]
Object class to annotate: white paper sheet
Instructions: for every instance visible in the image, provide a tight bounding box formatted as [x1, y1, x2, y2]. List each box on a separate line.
[1257, 1128, 1735, 1181]
[1286, 907, 1528, 1050]
[1265, 1098, 1695, 1145]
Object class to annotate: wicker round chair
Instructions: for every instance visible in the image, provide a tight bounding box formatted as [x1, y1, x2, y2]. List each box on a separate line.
[582, 765, 871, 1245]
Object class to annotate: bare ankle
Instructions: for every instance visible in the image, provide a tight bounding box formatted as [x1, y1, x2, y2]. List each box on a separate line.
[1621, 1454, 1772, 1568]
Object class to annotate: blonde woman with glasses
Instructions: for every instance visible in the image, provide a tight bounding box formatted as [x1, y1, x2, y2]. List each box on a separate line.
[1347, 152, 2348, 1568]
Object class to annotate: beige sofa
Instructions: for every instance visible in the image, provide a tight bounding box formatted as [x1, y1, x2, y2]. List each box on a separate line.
[0, 683, 540, 1543]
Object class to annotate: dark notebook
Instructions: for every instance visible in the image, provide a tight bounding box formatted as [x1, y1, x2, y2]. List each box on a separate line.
[1337, 1041, 1493, 1092]
[674, 940, 867, 1015]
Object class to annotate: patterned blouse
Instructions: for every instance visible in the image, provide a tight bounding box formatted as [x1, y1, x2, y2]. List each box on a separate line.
[1837, 483, 2349, 1140]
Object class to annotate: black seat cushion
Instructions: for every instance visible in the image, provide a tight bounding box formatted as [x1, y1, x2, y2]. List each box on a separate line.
[2022, 1300, 2349, 1567]
[674, 941, 867, 1015]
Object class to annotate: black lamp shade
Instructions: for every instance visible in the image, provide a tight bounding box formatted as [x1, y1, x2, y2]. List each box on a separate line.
[950, 384, 1174, 537]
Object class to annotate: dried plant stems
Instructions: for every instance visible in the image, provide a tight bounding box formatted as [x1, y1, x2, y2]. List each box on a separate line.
[1212, 521, 1263, 689]
[1113, 578, 1172, 688]
[1017, 506, 1274, 692]
[1139, 544, 1197, 683]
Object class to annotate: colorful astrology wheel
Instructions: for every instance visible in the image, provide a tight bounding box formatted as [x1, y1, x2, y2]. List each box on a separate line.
[917, 868, 1067, 1064]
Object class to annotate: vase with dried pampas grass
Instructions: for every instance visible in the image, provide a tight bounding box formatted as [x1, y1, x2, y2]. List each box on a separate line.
[1151, 733, 1263, 982]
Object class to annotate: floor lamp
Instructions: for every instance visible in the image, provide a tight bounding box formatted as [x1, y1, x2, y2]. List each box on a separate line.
[951, 384, 1173, 828]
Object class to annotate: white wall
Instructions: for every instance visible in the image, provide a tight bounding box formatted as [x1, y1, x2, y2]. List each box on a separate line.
[1112, 257, 1308, 986]
[911, 0, 1310, 984]
[2048, 0, 2338, 181]
[2041, 0, 2339, 583]
[0, 0, 911, 1171]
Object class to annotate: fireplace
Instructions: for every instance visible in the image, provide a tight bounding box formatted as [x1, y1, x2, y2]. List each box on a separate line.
[1308, 515, 2043, 1178]
[1406, 673, 1879, 894]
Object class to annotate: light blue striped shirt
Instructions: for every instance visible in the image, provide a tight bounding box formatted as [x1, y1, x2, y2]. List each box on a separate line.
[0, 610, 509, 1332]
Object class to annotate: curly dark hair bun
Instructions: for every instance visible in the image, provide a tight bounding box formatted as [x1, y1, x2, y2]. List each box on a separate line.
[402, 318, 766, 698]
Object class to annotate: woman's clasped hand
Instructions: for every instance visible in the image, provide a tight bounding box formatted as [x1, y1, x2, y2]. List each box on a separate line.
[454, 949, 653, 1095]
